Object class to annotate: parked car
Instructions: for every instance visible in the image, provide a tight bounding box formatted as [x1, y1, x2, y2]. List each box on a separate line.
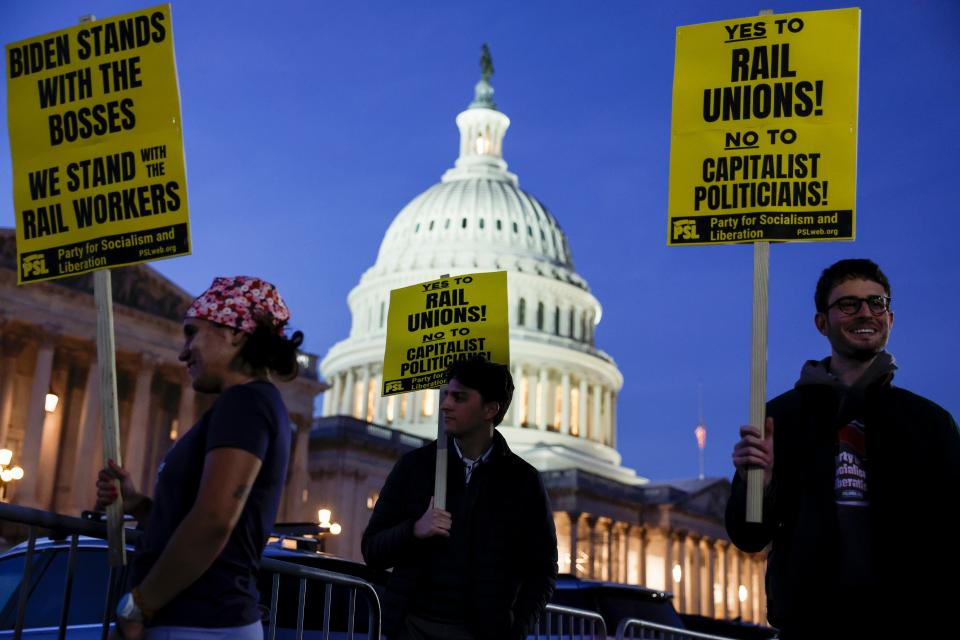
[549, 573, 686, 631]
[680, 613, 778, 640]
[0, 528, 385, 639]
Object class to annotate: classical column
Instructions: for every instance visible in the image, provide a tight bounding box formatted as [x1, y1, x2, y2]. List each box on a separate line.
[568, 512, 580, 577]
[409, 389, 421, 424]
[633, 525, 647, 586]
[17, 335, 56, 507]
[591, 384, 602, 441]
[609, 392, 617, 449]
[177, 383, 195, 437]
[510, 364, 523, 426]
[663, 531, 673, 594]
[323, 373, 339, 417]
[537, 368, 548, 430]
[684, 534, 699, 615]
[585, 516, 598, 579]
[373, 373, 387, 424]
[358, 366, 370, 420]
[340, 369, 355, 416]
[598, 519, 612, 581]
[577, 379, 588, 439]
[125, 357, 157, 490]
[601, 389, 610, 445]
[560, 372, 571, 435]
[0, 335, 22, 448]
[69, 360, 101, 513]
[702, 538, 715, 618]
[714, 541, 727, 619]
[694, 536, 706, 616]
[283, 419, 311, 521]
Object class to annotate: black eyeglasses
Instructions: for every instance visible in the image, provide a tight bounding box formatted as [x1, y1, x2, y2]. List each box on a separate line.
[826, 295, 891, 316]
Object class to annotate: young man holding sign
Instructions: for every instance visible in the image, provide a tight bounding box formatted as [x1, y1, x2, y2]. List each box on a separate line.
[362, 356, 557, 640]
[726, 259, 960, 639]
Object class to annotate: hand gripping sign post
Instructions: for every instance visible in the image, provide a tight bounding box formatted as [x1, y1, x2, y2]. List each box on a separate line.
[6, 5, 190, 563]
[381, 271, 510, 509]
[667, 9, 860, 521]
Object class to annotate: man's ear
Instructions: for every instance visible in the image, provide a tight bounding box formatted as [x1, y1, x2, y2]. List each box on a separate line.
[814, 312, 828, 337]
[483, 401, 500, 422]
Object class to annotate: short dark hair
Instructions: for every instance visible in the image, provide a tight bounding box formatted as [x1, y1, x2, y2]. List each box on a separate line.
[238, 319, 305, 381]
[815, 259, 891, 312]
[445, 356, 514, 426]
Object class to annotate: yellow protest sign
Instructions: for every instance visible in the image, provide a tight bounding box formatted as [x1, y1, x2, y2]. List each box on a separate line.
[382, 272, 510, 395]
[667, 8, 860, 246]
[7, 4, 189, 283]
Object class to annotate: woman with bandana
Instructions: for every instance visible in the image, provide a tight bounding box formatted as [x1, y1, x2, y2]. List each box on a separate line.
[96, 276, 302, 640]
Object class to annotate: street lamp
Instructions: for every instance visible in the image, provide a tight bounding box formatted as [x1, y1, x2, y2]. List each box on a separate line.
[0, 448, 24, 502]
[317, 507, 342, 552]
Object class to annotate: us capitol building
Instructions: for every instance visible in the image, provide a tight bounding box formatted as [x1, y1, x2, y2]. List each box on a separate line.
[313, 53, 767, 624]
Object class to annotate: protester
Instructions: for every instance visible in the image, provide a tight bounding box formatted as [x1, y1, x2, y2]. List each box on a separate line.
[362, 356, 557, 640]
[96, 276, 302, 640]
[726, 259, 960, 639]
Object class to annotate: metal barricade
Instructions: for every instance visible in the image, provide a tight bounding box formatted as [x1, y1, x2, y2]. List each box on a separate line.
[0, 502, 381, 640]
[261, 557, 382, 640]
[615, 618, 737, 640]
[531, 603, 608, 639]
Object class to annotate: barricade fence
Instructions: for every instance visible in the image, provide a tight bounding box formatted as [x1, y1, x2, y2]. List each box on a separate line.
[0, 502, 382, 640]
[534, 603, 607, 639]
[616, 618, 739, 640]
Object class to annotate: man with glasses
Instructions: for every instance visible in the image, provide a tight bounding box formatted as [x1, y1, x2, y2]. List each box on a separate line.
[725, 258, 959, 639]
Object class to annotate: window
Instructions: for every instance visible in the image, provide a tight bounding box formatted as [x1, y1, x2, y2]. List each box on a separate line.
[461, 218, 467, 228]
[513, 222, 518, 233]
[496, 220, 502, 230]
[0, 548, 113, 628]
[554, 307, 560, 335]
[379, 301, 385, 328]
[537, 302, 544, 330]
[569, 308, 576, 338]
[479, 218, 485, 229]
[518, 298, 526, 326]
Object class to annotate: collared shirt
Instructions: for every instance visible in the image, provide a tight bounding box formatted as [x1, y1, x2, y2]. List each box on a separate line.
[452, 438, 493, 484]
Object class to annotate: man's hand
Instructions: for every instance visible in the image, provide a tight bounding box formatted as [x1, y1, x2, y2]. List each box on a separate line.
[96, 459, 148, 518]
[413, 496, 451, 539]
[732, 417, 775, 490]
[111, 619, 144, 640]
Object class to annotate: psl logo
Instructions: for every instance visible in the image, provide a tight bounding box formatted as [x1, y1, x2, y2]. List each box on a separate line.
[384, 380, 405, 394]
[672, 219, 700, 241]
[22, 253, 49, 278]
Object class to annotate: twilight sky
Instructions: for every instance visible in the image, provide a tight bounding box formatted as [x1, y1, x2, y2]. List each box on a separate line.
[3, 0, 958, 482]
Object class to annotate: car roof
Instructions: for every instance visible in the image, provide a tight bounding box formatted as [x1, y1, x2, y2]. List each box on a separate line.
[555, 573, 674, 600]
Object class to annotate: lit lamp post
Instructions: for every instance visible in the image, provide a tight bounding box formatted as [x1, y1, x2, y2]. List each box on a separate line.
[317, 508, 342, 553]
[0, 448, 25, 502]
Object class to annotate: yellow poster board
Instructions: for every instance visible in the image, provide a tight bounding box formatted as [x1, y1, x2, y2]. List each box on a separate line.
[382, 271, 510, 395]
[667, 8, 860, 245]
[7, 4, 190, 283]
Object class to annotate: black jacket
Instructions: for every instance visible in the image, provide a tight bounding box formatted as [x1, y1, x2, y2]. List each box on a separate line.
[726, 356, 960, 638]
[362, 430, 558, 640]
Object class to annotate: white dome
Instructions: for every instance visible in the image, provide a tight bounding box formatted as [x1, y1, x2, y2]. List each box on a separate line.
[321, 60, 642, 485]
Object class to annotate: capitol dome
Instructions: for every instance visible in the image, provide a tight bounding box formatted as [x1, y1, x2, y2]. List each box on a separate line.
[321, 53, 642, 484]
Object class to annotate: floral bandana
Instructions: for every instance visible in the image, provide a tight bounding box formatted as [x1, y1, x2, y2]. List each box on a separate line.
[185, 276, 291, 335]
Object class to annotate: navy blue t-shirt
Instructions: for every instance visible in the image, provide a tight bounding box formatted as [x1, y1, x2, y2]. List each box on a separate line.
[131, 380, 291, 627]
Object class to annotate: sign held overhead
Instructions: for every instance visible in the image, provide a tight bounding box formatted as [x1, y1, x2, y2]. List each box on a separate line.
[667, 8, 860, 246]
[7, 4, 190, 283]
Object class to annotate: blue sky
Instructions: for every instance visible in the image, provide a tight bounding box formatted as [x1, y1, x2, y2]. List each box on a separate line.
[3, 1, 958, 481]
